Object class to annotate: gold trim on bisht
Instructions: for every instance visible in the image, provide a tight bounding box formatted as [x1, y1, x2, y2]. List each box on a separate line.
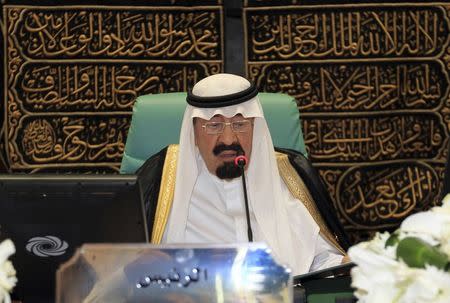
[151, 145, 344, 253]
[276, 152, 346, 255]
[151, 144, 179, 244]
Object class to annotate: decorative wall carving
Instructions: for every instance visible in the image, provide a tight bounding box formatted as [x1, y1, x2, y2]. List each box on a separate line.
[3, 4, 224, 172]
[245, 3, 450, 242]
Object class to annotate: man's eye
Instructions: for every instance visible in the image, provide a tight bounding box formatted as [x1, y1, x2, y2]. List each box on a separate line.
[233, 122, 245, 128]
[208, 123, 222, 129]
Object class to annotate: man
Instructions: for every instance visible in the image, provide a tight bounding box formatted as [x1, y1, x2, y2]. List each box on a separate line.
[137, 73, 350, 275]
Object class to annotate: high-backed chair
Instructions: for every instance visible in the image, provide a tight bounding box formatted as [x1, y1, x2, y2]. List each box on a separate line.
[120, 92, 306, 174]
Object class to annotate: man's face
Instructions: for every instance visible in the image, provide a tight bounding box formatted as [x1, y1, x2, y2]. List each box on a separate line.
[194, 114, 254, 179]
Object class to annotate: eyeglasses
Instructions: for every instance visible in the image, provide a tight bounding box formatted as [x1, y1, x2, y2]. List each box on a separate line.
[201, 120, 252, 135]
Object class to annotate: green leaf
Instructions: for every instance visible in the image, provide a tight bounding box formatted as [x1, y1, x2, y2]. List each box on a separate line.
[396, 237, 449, 270]
[385, 233, 399, 247]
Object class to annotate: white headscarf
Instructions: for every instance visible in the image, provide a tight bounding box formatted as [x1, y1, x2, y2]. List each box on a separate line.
[164, 74, 317, 273]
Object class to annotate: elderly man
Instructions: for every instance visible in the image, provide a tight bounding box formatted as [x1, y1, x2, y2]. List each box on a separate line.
[137, 73, 349, 275]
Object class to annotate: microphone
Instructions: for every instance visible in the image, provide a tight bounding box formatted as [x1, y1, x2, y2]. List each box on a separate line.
[234, 154, 253, 242]
[234, 155, 247, 168]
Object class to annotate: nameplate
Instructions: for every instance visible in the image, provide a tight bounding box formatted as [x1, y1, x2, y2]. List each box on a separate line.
[56, 243, 292, 302]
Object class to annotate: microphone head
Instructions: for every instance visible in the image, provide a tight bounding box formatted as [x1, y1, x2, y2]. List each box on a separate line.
[234, 155, 247, 168]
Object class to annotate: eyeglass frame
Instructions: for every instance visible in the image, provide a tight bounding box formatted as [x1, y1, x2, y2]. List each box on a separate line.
[200, 120, 254, 135]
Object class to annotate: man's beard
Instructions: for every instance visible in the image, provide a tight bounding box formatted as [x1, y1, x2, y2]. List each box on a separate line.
[216, 161, 242, 179]
[213, 143, 244, 180]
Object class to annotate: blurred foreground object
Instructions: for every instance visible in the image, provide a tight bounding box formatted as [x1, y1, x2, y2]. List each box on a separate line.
[56, 243, 292, 303]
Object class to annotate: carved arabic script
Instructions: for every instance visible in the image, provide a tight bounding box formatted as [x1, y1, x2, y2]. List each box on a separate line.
[252, 62, 447, 111]
[246, 6, 449, 59]
[16, 7, 222, 59]
[303, 114, 444, 162]
[16, 63, 217, 111]
[337, 162, 437, 227]
[19, 116, 129, 165]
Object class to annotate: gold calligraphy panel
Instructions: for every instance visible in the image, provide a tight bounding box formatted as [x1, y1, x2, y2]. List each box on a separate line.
[16, 63, 219, 112]
[12, 7, 222, 59]
[4, 5, 224, 172]
[251, 62, 448, 111]
[246, 6, 448, 60]
[245, 4, 450, 242]
[301, 114, 445, 162]
[17, 115, 130, 171]
[337, 162, 438, 228]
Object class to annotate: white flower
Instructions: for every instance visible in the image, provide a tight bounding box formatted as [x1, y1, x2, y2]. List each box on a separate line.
[440, 193, 450, 211]
[348, 237, 401, 303]
[441, 229, 450, 257]
[350, 245, 450, 303]
[400, 210, 450, 245]
[432, 194, 450, 257]
[349, 198, 450, 303]
[0, 239, 17, 303]
[398, 194, 450, 257]
[400, 266, 450, 303]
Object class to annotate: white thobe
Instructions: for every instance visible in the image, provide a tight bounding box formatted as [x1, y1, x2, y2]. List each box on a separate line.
[163, 157, 343, 274]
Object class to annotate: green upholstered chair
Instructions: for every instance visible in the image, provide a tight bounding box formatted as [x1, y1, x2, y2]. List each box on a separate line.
[120, 92, 307, 174]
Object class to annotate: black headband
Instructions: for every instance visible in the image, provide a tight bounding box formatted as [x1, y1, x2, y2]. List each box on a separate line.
[186, 82, 258, 108]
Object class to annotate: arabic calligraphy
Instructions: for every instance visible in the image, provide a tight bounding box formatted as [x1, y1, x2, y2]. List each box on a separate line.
[244, 4, 450, 243]
[18, 116, 130, 165]
[252, 62, 447, 111]
[17, 63, 216, 111]
[5, 5, 224, 172]
[303, 114, 444, 162]
[336, 162, 438, 228]
[15, 7, 222, 59]
[246, 6, 449, 60]
[136, 267, 207, 289]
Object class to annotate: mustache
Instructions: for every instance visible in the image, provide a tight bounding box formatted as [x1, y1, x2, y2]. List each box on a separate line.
[213, 143, 244, 156]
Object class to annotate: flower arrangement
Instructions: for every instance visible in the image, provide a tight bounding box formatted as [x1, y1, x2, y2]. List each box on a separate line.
[0, 239, 17, 303]
[348, 194, 450, 303]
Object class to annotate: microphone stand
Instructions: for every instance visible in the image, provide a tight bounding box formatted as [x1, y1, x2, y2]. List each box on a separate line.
[235, 156, 253, 242]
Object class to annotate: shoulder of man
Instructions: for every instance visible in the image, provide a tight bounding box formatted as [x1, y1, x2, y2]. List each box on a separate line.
[136, 145, 169, 182]
[135, 145, 174, 238]
[274, 147, 351, 250]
